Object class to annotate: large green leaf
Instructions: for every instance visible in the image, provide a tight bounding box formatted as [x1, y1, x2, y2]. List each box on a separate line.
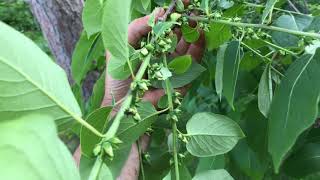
[193, 169, 234, 180]
[181, 24, 200, 43]
[283, 143, 320, 178]
[80, 107, 112, 158]
[215, 43, 228, 100]
[117, 101, 157, 144]
[215, 41, 242, 109]
[82, 0, 104, 37]
[0, 21, 81, 130]
[261, 0, 277, 23]
[230, 140, 268, 180]
[196, 155, 225, 173]
[258, 64, 273, 117]
[102, 0, 131, 68]
[87, 70, 106, 115]
[0, 114, 80, 180]
[205, 23, 232, 50]
[305, 16, 320, 32]
[168, 55, 192, 74]
[186, 112, 245, 157]
[268, 49, 320, 172]
[152, 62, 206, 89]
[71, 32, 104, 84]
[272, 15, 313, 48]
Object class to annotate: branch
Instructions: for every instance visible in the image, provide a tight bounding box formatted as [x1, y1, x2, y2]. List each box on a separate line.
[188, 16, 320, 39]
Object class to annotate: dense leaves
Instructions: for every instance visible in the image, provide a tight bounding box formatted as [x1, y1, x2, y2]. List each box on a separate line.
[268, 49, 320, 172]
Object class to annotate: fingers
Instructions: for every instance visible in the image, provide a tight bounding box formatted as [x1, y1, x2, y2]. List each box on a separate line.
[128, 8, 165, 47]
[143, 89, 165, 106]
[186, 30, 205, 62]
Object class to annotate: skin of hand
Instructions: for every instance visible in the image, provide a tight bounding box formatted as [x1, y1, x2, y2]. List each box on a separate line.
[73, 2, 205, 179]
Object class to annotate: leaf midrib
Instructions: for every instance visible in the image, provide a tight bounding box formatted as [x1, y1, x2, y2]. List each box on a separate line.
[283, 54, 315, 128]
[0, 57, 81, 121]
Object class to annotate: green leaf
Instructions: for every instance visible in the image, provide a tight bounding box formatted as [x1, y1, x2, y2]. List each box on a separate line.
[181, 24, 200, 43]
[104, 145, 131, 177]
[102, 0, 131, 67]
[141, 0, 151, 11]
[268, 49, 320, 172]
[196, 155, 225, 173]
[271, 15, 313, 48]
[80, 156, 95, 180]
[186, 112, 245, 157]
[230, 140, 268, 180]
[215, 43, 228, 100]
[0, 21, 82, 130]
[258, 64, 273, 117]
[88, 158, 113, 180]
[169, 62, 205, 88]
[80, 107, 112, 157]
[193, 169, 234, 180]
[153, 21, 176, 40]
[205, 23, 232, 50]
[87, 70, 106, 114]
[152, 62, 206, 89]
[117, 101, 157, 144]
[164, 164, 192, 180]
[215, 41, 242, 109]
[218, 0, 234, 9]
[304, 16, 320, 32]
[107, 45, 140, 80]
[240, 52, 262, 72]
[261, 0, 277, 23]
[0, 114, 80, 180]
[72, 32, 104, 84]
[283, 143, 320, 178]
[82, 0, 104, 37]
[168, 55, 192, 74]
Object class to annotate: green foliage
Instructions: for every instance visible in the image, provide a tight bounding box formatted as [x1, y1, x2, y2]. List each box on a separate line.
[168, 55, 192, 74]
[186, 112, 245, 157]
[0, 21, 81, 130]
[0, 114, 80, 180]
[0, 0, 50, 54]
[268, 49, 320, 172]
[2, 0, 320, 179]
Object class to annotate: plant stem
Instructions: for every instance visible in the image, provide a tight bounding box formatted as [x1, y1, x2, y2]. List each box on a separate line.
[103, 54, 151, 139]
[187, 16, 320, 39]
[287, 0, 301, 13]
[241, 42, 285, 77]
[74, 115, 104, 137]
[260, 39, 297, 57]
[163, 55, 180, 180]
[137, 140, 145, 180]
[244, 2, 309, 16]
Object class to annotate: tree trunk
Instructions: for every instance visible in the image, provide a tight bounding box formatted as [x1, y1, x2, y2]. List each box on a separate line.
[27, 0, 83, 83]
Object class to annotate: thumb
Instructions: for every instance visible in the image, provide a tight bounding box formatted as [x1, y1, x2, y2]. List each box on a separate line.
[128, 8, 165, 47]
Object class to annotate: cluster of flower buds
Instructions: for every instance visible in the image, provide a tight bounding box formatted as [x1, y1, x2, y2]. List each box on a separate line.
[156, 36, 173, 53]
[148, 63, 167, 80]
[166, 91, 183, 123]
[244, 28, 271, 40]
[140, 42, 155, 57]
[130, 79, 151, 93]
[93, 137, 122, 160]
[178, 133, 189, 144]
[125, 105, 141, 121]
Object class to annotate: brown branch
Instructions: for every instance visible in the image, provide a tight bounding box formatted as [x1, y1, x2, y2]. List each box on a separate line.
[159, 0, 177, 21]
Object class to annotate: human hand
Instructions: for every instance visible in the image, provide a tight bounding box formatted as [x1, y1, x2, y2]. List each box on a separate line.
[101, 3, 205, 180]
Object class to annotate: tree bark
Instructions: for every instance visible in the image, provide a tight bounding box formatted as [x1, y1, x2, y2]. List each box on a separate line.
[27, 0, 83, 83]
